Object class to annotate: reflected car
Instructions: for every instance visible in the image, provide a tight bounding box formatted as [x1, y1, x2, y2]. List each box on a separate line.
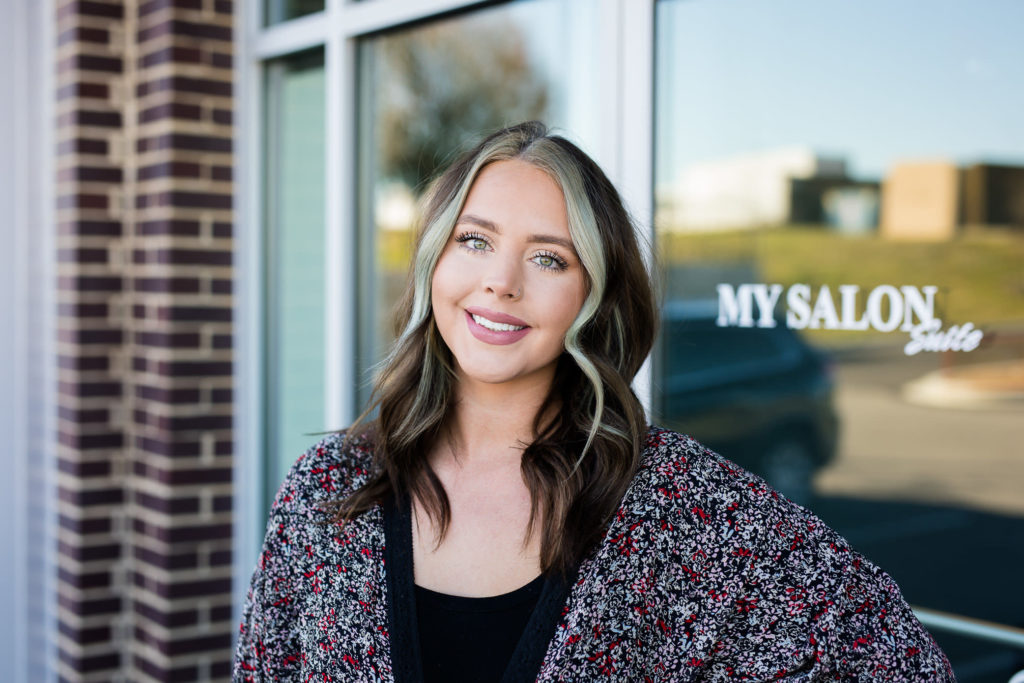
[657, 300, 839, 503]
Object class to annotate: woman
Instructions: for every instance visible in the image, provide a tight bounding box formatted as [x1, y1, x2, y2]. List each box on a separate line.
[234, 122, 954, 682]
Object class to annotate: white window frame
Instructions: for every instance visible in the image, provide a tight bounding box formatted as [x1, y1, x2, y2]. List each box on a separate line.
[3, 0, 57, 680]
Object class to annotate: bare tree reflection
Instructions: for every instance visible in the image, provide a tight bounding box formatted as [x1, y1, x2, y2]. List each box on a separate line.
[376, 16, 549, 191]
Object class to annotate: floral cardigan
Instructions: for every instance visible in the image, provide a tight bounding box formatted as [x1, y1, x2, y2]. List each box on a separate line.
[233, 427, 955, 682]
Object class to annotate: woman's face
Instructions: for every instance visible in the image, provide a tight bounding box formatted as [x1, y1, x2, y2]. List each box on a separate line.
[431, 159, 587, 394]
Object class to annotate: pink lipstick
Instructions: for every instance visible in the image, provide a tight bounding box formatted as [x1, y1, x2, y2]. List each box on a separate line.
[464, 307, 531, 345]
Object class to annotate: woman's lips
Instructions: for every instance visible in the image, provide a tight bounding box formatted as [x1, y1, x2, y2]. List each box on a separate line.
[464, 308, 531, 345]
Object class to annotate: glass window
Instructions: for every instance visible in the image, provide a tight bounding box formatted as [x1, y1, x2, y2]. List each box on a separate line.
[264, 0, 324, 26]
[655, 1, 1024, 678]
[355, 0, 603, 402]
[263, 48, 327, 508]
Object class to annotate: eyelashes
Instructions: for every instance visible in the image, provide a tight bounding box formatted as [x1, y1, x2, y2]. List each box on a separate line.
[453, 231, 569, 272]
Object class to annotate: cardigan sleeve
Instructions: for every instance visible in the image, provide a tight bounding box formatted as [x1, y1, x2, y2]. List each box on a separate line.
[707, 507, 955, 681]
[232, 454, 311, 682]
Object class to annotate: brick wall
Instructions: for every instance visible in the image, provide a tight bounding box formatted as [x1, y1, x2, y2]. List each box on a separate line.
[55, 0, 236, 680]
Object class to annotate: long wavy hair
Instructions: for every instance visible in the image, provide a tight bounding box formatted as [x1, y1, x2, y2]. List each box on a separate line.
[330, 121, 657, 575]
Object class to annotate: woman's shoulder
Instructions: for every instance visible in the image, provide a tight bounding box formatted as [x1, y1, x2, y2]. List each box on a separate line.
[269, 429, 378, 518]
[630, 425, 844, 560]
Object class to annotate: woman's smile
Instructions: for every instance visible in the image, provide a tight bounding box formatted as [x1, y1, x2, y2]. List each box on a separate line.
[465, 308, 531, 345]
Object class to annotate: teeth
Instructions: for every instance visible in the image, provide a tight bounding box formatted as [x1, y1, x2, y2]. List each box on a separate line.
[472, 313, 525, 332]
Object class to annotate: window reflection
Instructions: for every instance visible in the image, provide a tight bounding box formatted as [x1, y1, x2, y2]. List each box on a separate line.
[263, 49, 327, 509]
[356, 0, 599, 402]
[264, 0, 324, 26]
[654, 1, 1024, 677]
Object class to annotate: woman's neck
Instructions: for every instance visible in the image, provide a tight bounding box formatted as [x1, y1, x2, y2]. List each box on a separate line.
[441, 373, 554, 470]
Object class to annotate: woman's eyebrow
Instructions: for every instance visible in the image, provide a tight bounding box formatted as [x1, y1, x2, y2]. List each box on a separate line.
[455, 214, 500, 233]
[456, 213, 576, 252]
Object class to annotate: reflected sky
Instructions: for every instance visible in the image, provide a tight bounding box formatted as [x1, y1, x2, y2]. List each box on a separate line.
[656, 0, 1024, 184]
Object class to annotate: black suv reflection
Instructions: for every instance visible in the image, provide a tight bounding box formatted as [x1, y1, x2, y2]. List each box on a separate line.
[657, 300, 839, 503]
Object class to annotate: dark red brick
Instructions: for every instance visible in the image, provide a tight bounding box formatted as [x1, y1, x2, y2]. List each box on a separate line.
[58, 620, 112, 645]
[156, 360, 231, 377]
[211, 108, 232, 125]
[133, 600, 199, 628]
[58, 593, 121, 617]
[58, 539, 121, 562]
[58, 513, 112, 535]
[161, 414, 233, 431]
[135, 384, 202, 403]
[57, 26, 109, 46]
[57, 327, 122, 344]
[58, 247, 108, 263]
[137, 132, 232, 153]
[135, 490, 200, 514]
[56, 82, 109, 101]
[138, 20, 231, 43]
[57, 457, 112, 478]
[209, 549, 232, 566]
[136, 436, 201, 457]
[58, 431, 124, 449]
[211, 387, 232, 403]
[138, 102, 202, 124]
[57, 302, 109, 317]
[136, 219, 200, 236]
[59, 54, 123, 74]
[211, 278, 232, 294]
[57, 165, 122, 182]
[158, 306, 231, 322]
[156, 467, 232, 486]
[57, 406, 110, 423]
[135, 654, 200, 682]
[58, 275, 122, 292]
[58, 1, 124, 20]
[210, 52, 232, 69]
[132, 546, 199, 571]
[57, 109, 121, 128]
[56, 354, 110, 371]
[139, 0, 202, 15]
[58, 220, 120, 236]
[57, 648, 120, 673]
[58, 380, 121, 398]
[137, 76, 232, 98]
[139, 45, 201, 68]
[212, 221, 232, 237]
[165, 632, 232, 656]
[138, 160, 202, 180]
[156, 248, 232, 265]
[134, 330, 201, 348]
[59, 486, 123, 507]
[56, 136, 107, 154]
[58, 193, 108, 210]
[133, 276, 201, 294]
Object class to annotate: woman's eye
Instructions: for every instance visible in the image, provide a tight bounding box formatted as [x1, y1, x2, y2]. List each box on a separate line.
[455, 232, 491, 253]
[532, 252, 567, 270]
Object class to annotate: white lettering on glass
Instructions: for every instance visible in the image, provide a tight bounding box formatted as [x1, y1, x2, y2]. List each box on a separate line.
[714, 283, 983, 355]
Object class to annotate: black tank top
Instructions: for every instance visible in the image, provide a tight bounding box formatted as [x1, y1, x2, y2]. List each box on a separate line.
[415, 574, 546, 683]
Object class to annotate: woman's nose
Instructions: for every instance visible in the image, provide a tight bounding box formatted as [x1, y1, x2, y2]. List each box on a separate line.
[482, 256, 523, 300]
